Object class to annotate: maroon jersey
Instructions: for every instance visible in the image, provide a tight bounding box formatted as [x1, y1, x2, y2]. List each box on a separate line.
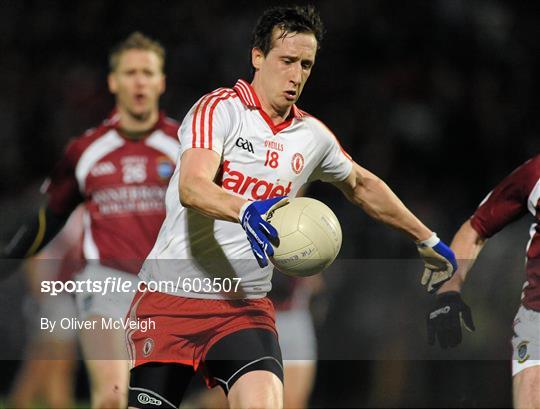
[46, 111, 179, 274]
[470, 155, 540, 311]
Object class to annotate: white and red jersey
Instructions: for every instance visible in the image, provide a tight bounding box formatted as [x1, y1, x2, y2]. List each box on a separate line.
[46, 111, 179, 275]
[470, 154, 540, 311]
[141, 79, 352, 299]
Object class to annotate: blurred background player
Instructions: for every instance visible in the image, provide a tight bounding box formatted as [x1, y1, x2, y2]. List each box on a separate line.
[2, 32, 179, 408]
[270, 274, 321, 408]
[427, 154, 540, 409]
[126, 5, 456, 409]
[8, 206, 83, 408]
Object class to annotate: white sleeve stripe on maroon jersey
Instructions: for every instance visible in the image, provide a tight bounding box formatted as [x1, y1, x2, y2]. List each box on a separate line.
[192, 89, 235, 150]
[75, 130, 125, 191]
[145, 130, 180, 162]
[527, 179, 540, 216]
[477, 191, 493, 209]
[525, 222, 537, 256]
[82, 209, 100, 260]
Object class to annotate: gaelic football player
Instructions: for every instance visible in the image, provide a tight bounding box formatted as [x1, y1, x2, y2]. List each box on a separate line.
[3, 32, 179, 408]
[126, 6, 457, 408]
[427, 155, 540, 409]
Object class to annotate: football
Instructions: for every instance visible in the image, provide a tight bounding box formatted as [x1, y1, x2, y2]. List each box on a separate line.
[265, 197, 342, 277]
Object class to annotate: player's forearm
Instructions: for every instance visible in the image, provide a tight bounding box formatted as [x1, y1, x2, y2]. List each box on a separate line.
[179, 177, 246, 222]
[364, 185, 431, 241]
[345, 170, 432, 241]
[437, 220, 486, 293]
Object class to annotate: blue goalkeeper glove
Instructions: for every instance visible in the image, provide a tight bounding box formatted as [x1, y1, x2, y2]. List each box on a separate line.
[417, 233, 457, 293]
[239, 197, 289, 268]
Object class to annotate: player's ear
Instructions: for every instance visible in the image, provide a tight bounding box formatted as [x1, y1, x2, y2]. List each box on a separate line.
[251, 48, 264, 71]
[108, 73, 117, 94]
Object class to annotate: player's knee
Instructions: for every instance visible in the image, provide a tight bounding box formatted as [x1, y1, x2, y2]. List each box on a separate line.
[229, 374, 282, 409]
[93, 397, 124, 409]
[235, 394, 282, 409]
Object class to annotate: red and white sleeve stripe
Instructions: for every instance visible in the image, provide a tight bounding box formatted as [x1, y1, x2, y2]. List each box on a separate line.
[191, 88, 236, 150]
[234, 80, 258, 107]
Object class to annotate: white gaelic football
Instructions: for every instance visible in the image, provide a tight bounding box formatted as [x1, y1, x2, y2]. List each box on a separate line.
[265, 197, 342, 277]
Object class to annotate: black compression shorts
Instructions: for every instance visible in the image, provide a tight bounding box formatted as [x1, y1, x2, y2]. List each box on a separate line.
[128, 328, 283, 408]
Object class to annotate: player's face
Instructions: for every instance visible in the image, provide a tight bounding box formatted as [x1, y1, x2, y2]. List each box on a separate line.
[108, 49, 165, 121]
[252, 30, 317, 117]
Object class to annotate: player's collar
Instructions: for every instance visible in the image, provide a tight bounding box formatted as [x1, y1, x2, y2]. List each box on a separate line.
[104, 108, 121, 127]
[233, 79, 305, 120]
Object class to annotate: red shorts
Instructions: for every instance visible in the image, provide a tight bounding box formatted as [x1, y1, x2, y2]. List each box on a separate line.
[125, 287, 277, 374]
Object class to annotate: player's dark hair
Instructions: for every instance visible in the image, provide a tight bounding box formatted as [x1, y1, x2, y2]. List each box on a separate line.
[251, 5, 325, 57]
[109, 32, 165, 72]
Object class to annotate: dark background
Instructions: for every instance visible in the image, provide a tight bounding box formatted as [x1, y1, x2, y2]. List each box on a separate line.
[1, 0, 539, 407]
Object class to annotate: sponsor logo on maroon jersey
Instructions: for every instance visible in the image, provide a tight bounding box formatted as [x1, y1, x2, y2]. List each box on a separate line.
[291, 153, 304, 174]
[517, 340, 530, 363]
[156, 156, 174, 181]
[93, 186, 166, 215]
[221, 160, 292, 200]
[91, 161, 116, 177]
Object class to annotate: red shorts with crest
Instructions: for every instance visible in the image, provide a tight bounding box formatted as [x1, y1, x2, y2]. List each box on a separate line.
[125, 286, 277, 374]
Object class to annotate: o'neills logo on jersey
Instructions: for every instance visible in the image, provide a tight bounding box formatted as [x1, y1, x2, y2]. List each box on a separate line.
[264, 140, 284, 151]
[222, 160, 291, 200]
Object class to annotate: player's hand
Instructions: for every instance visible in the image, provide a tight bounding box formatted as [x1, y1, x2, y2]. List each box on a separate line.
[427, 291, 475, 348]
[417, 233, 458, 293]
[239, 197, 289, 268]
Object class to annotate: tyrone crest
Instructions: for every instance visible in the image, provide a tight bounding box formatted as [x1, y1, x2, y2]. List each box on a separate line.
[291, 153, 304, 174]
[143, 338, 154, 357]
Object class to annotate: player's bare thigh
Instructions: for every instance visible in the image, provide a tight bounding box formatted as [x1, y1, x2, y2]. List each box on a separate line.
[228, 370, 283, 409]
[513, 365, 540, 409]
[80, 315, 129, 409]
